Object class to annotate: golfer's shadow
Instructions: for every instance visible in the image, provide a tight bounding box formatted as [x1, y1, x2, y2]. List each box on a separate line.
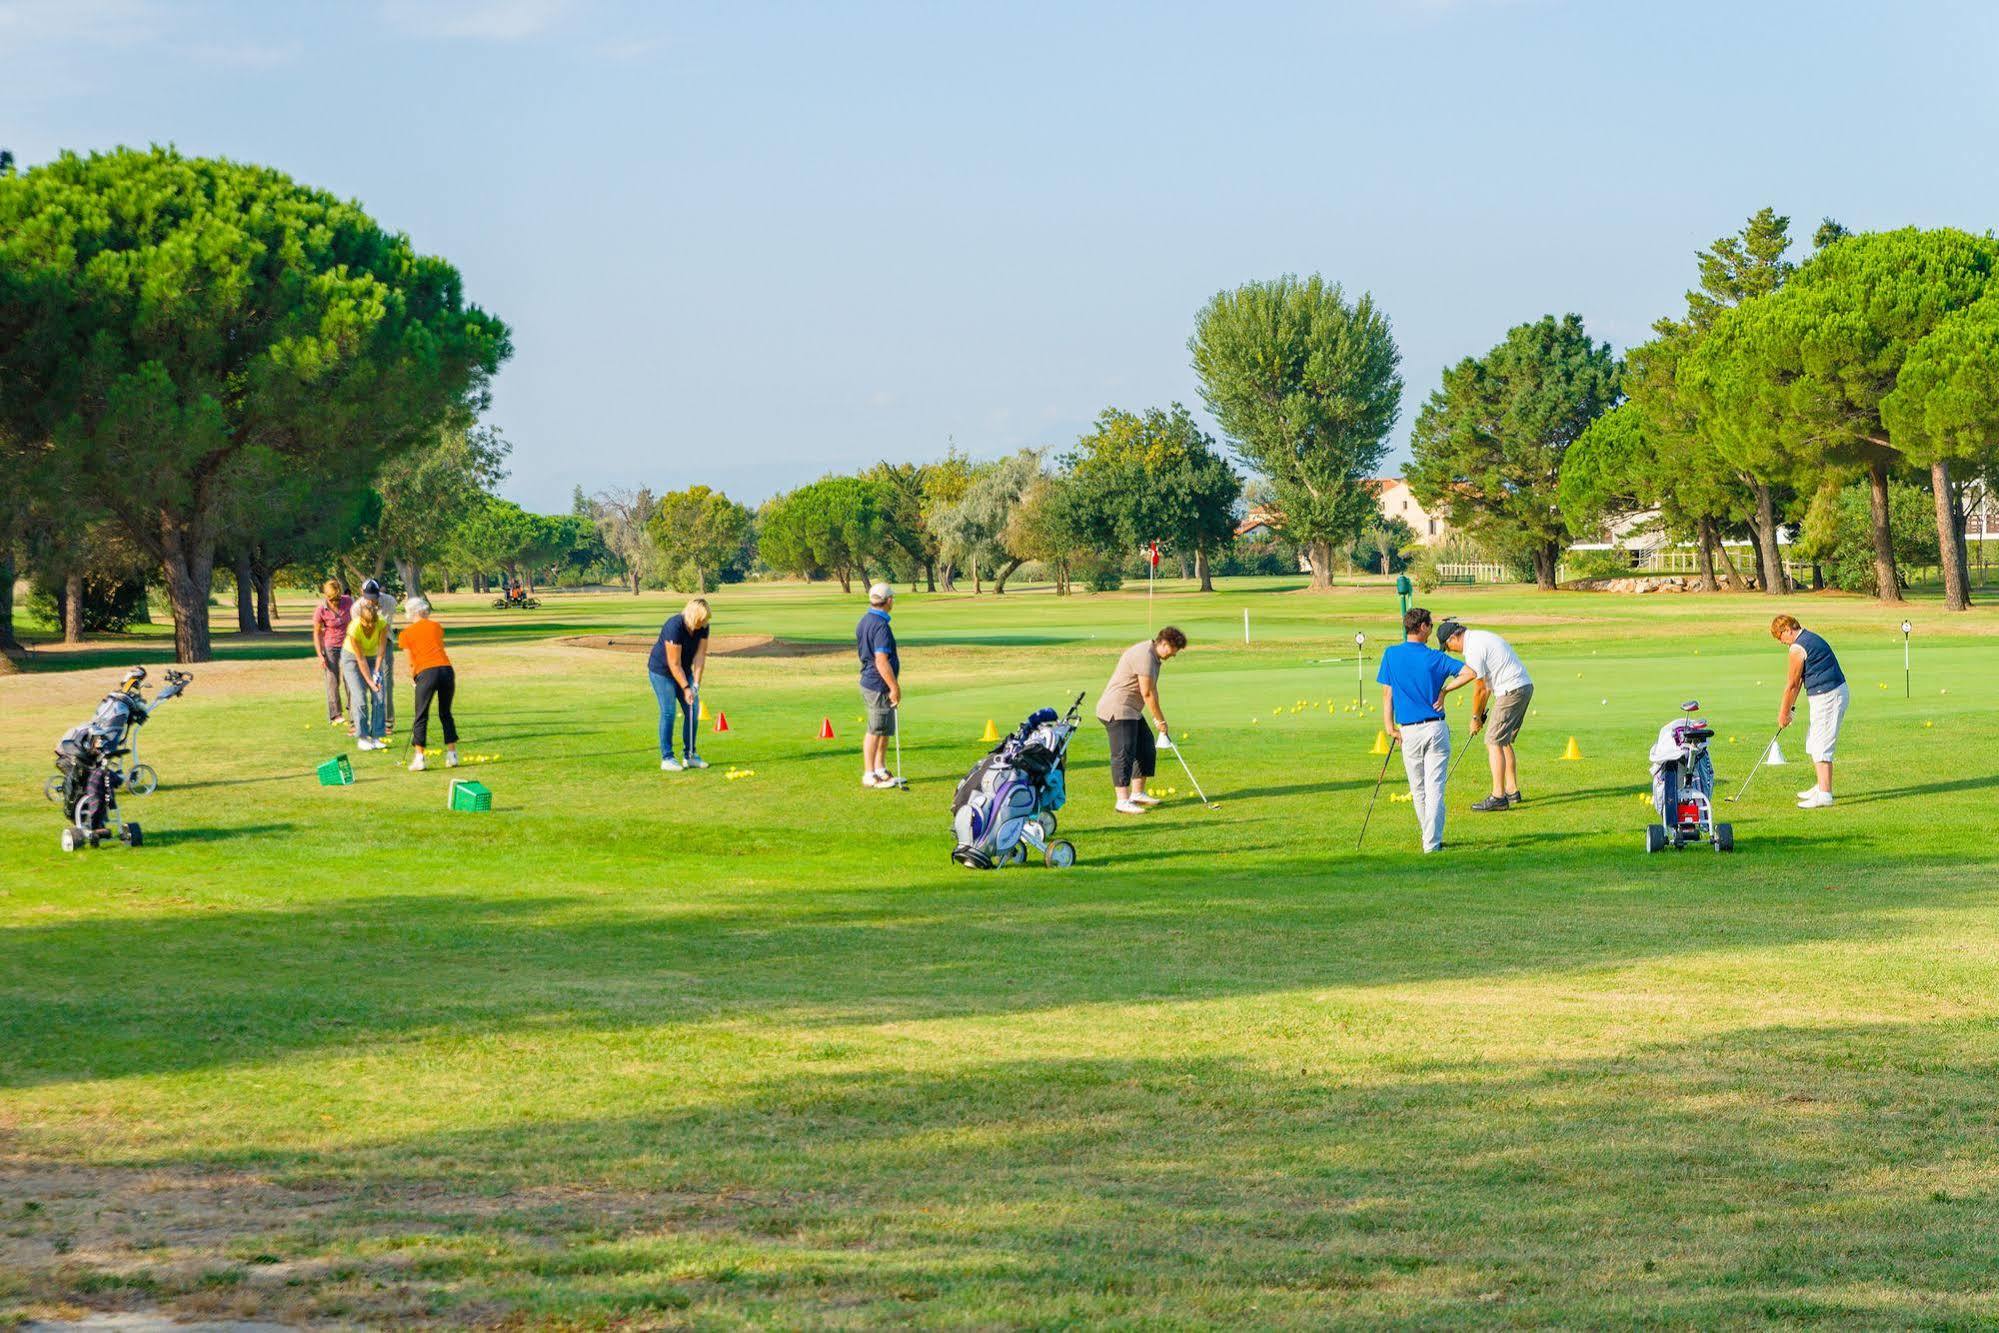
[1224, 778, 1373, 801]
[146, 822, 298, 846]
[1835, 773, 1999, 807]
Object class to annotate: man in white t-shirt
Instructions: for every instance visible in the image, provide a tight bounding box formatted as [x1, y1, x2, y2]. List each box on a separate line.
[1436, 620, 1534, 811]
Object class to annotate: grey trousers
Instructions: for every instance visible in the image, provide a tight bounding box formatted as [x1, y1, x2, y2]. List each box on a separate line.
[1399, 719, 1450, 853]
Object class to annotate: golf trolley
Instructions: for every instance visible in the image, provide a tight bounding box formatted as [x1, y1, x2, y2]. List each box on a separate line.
[1646, 701, 1734, 854]
[48, 667, 192, 852]
[950, 694, 1082, 870]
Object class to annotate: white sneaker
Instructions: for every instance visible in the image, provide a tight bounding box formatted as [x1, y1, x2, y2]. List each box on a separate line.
[445, 749, 460, 768]
[862, 772, 886, 788]
[684, 755, 709, 770]
[1128, 792, 1161, 807]
[1797, 787, 1819, 801]
[1796, 789, 1834, 809]
[408, 752, 426, 772]
[1115, 799, 1147, 815]
[356, 738, 380, 751]
[661, 758, 684, 772]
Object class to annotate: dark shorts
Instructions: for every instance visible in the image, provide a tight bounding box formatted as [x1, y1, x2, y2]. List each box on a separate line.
[861, 686, 897, 736]
[1102, 717, 1156, 786]
[1485, 684, 1533, 747]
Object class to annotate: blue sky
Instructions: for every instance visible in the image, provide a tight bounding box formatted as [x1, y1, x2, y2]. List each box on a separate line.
[5, 0, 1998, 510]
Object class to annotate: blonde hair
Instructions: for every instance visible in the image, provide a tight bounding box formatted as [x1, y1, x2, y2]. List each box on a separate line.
[322, 580, 343, 602]
[683, 597, 711, 628]
[352, 597, 382, 635]
[1771, 614, 1801, 638]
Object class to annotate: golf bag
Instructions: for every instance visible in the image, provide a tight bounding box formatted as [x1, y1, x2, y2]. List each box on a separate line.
[950, 695, 1081, 869]
[49, 668, 190, 852]
[1646, 704, 1732, 853]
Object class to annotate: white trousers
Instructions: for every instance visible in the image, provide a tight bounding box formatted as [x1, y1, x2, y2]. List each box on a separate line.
[1399, 719, 1450, 852]
[1806, 682, 1849, 763]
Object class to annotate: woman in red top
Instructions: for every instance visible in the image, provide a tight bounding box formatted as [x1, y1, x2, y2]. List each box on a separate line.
[311, 580, 353, 729]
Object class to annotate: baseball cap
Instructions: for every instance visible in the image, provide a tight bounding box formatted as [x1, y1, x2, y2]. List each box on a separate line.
[867, 582, 894, 605]
[1435, 619, 1466, 646]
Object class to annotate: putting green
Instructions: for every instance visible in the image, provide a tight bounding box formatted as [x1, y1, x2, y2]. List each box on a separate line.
[4, 578, 1997, 1326]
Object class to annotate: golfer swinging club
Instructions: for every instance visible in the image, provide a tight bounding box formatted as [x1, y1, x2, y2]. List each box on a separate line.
[1377, 607, 1460, 853]
[1772, 614, 1847, 808]
[1095, 625, 1186, 814]
[1435, 619, 1534, 810]
[856, 582, 902, 788]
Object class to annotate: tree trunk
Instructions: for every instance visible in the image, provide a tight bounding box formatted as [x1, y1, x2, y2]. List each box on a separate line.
[1533, 543, 1558, 591]
[973, 556, 982, 595]
[1306, 538, 1334, 591]
[1695, 518, 1718, 591]
[836, 567, 852, 594]
[1866, 460, 1904, 602]
[938, 560, 956, 592]
[0, 541, 19, 654]
[63, 570, 84, 644]
[1931, 458, 1971, 611]
[924, 560, 936, 593]
[1714, 538, 1747, 590]
[1750, 481, 1787, 593]
[993, 557, 1024, 594]
[396, 557, 422, 598]
[160, 535, 215, 663]
[254, 566, 274, 632]
[1196, 546, 1214, 592]
[233, 550, 256, 633]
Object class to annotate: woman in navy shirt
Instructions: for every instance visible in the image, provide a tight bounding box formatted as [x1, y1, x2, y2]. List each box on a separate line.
[648, 598, 711, 771]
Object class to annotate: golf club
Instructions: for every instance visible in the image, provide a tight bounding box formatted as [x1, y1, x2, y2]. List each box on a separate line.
[1356, 734, 1398, 849]
[888, 701, 909, 790]
[1159, 729, 1219, 810]
[1442, 718, 1473, 791]
[1725, 721, 1789, 804]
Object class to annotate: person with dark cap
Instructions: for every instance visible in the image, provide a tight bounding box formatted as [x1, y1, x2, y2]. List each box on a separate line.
[1436, 619, 1533, 811]
[1376, 607, 1461, 853]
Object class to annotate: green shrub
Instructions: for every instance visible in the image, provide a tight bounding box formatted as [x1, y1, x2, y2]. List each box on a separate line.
[1559, 548, 1638, 582]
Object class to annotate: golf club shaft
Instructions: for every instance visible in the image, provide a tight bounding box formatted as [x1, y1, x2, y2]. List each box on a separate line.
[1356, 736, 1398, 849]
[1726, 722, 1787, 803]
[1168, 737, 1216, 808]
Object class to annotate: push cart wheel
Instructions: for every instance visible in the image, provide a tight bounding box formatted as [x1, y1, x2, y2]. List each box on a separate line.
[1714, 823, 1733, 853]
[44, 776, 64, 803]
[1045, 840, 1077, 868]
[1004, 844, 1029, 866]
[1035, 810, 1057, 837]
[122, 822, 143, 848]
[1644, 824, 1667, 855]
[127, 764, 159, 796]
[61, 827, 83, 853]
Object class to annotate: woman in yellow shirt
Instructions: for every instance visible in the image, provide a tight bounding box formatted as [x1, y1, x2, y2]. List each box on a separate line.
[340, 597, 390, 750]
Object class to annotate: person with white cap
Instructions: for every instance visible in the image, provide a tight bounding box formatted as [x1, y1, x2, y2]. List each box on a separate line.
[1435, 618, 1534, 811]
[855, 583, 902, 788]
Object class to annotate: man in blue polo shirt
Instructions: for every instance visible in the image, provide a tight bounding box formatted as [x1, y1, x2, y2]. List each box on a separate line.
[1376, 606, 1461, 852]
[856, 582, 902, 788]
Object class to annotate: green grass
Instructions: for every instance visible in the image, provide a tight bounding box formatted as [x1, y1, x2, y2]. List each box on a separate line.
[4, 577, 1999, 1327]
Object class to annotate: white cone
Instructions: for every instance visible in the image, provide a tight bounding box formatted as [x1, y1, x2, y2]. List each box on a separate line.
[1764, 739, 1789, 765]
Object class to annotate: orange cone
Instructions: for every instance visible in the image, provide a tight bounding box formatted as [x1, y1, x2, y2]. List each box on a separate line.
[714, 710, 730, 733]
[819, 717, 835, 740]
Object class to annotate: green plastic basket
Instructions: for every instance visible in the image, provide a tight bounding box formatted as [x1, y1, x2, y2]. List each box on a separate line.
[448, 778, 492, 813]
[316, 755, 354, 786]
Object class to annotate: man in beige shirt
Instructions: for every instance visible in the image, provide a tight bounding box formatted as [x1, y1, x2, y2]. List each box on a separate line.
[1095, 626, 1187, 814]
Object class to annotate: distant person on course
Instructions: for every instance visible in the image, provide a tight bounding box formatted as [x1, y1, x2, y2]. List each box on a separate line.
[856, 583, 901, 788]
[647, 597, 711, 772]
[399, 597, 459, 771]
[1435, 619, 1534, 810]
[313, 580, 353, 730]
[1773, 614, 1847, 808]
[1094, 626, 1186, 814]
[1377, 607, 1460, 853]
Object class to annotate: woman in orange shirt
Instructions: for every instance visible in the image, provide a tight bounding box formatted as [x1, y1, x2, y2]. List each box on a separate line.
[398, 597, 459, 772]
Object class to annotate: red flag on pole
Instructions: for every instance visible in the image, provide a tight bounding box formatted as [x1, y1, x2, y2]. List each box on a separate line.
[1148, 540, 1160, 568]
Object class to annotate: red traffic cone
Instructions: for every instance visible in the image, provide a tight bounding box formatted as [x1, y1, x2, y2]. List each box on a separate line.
[714, 710, 730, 733]
[818, 717, 835, 740]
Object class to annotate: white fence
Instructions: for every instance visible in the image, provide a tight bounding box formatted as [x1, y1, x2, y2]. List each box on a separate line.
[1433, 562, 1516, 585]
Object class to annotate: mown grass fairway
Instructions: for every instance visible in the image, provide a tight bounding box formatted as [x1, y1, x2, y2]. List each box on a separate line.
[4, 579, 1999, 1327]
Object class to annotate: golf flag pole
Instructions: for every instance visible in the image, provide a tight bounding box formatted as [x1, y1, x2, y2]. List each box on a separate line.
[1243, 608, 1250, 644]
[1147, 539, 1158, 632]
[1354, 632, 1366, 707]
[1902, 619, 1912, 698]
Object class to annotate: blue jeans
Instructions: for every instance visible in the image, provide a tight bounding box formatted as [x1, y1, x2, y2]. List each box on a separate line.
[341, 650, 385, 740]
[649, 671, 699, 761]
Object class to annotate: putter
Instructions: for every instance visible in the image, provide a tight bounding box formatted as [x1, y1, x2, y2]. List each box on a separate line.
[1725, 721, 1789, 804]
[888, 702, 909, 790]
[1159, 730, 1219, 810]
[1356, 734, 1399, 849]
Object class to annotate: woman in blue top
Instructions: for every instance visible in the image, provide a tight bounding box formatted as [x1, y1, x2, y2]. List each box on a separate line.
[1772, 614, 1846, 808]
[647, 598, 711, 772]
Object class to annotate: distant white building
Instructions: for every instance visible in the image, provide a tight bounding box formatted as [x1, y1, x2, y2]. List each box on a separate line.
[1369, 478, 1450, 545]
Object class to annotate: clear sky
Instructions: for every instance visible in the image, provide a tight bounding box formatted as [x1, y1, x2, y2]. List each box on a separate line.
[6, 0, 1998, 511]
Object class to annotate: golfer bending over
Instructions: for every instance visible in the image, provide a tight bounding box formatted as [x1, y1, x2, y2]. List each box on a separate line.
[647, 597, 711, 772]
[1095, 626, 1186, 814]
[1377, 607, 1460, 853]
[399, 597, 459, 771]
[1436, 619, 1534, 810]
[1773, 614, 1847, 808]
[856, 583, 901, 788]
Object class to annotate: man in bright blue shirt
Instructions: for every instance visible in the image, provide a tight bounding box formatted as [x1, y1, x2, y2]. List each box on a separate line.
[856, 582, 902, 788]
[1376, 606, 1461, 852]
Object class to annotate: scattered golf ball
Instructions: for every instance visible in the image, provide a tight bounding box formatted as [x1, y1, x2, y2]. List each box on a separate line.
[1600, 698, 1608, 705]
